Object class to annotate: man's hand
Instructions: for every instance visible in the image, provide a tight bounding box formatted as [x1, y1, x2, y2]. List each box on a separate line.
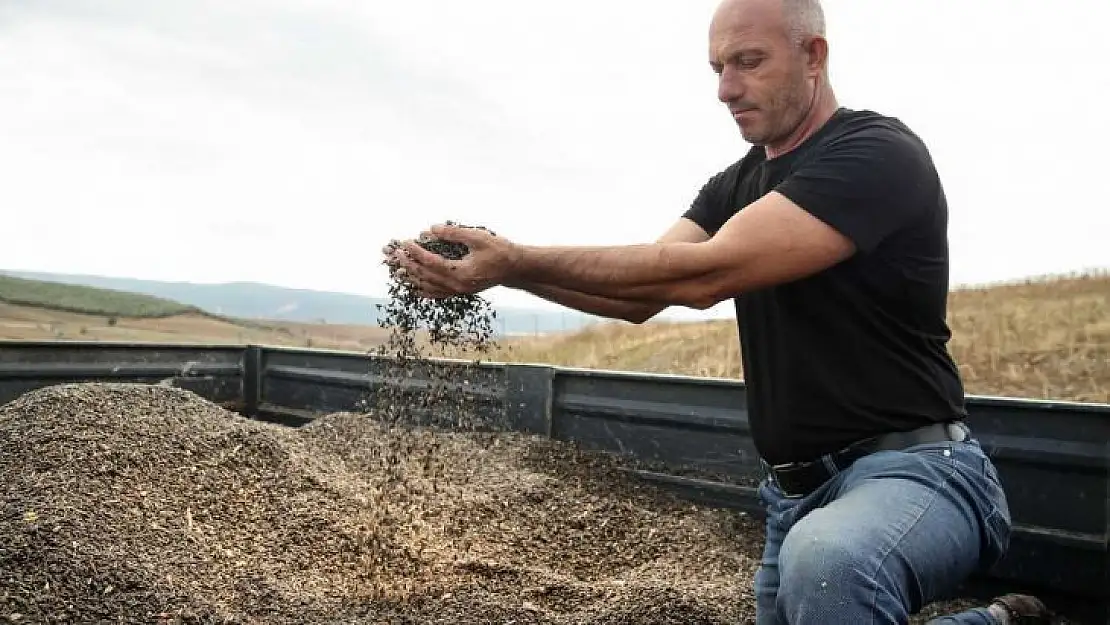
[383, 223, 523, 299]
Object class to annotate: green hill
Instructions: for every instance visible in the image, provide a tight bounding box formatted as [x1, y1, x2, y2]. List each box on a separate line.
[0, 274, 197, 318]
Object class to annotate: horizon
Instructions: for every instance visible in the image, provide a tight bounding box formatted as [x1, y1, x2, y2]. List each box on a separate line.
[2, 1, 1107, 322]
[4, 265, 1107, 319]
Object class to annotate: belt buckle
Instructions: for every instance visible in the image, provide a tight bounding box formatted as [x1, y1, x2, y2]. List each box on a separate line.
[763, 459, 809, 499]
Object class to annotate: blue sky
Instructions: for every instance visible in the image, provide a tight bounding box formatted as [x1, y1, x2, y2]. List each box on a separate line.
[2, 0, 1107, 319]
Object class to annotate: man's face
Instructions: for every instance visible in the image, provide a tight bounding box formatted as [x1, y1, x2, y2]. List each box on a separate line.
[709, 0, 818, 147]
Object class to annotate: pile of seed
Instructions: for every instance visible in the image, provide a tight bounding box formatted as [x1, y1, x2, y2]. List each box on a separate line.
[0, 382, 763, 623]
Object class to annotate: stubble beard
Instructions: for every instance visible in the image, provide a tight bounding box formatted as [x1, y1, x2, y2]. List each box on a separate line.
[740, 67, 814, 149]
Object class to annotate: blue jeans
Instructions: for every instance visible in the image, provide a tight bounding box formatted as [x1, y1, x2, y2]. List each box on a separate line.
[754, 430, 1012, 624]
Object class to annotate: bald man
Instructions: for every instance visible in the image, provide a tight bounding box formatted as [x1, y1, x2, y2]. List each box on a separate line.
[387, 0, 1054, 623]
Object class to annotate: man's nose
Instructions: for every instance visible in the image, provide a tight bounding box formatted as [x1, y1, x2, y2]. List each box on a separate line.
[717, 67, 743, 104]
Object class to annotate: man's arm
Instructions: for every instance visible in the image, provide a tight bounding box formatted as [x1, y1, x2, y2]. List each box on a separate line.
[510, 191, 853, 308]
[510, 127, 933, 309]
[505, 218, 710, 324]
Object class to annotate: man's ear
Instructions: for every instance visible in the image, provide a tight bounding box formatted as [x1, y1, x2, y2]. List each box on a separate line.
[804, 35, 829, 77]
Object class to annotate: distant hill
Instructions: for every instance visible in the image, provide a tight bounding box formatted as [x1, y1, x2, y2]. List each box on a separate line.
[0, 270, 601, 336]
[0, 274, 198, 318]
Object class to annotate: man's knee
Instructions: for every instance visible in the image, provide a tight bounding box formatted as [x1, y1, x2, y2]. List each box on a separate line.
[776, 522, 876, 609]
[774, 512, 927, 624]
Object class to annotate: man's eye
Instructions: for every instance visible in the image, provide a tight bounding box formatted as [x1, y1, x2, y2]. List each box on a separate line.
[737, 55, 763, 69]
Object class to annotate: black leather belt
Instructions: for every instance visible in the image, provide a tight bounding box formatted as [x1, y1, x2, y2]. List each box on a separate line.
[761, 421, 969, 498]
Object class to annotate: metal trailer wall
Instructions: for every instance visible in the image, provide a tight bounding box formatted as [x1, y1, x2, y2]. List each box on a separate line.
[1, 340, 1107, 623]
[0, 341, 244, 408]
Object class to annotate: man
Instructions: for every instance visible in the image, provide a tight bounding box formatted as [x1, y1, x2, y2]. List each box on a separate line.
[384, 0, 1055, 623]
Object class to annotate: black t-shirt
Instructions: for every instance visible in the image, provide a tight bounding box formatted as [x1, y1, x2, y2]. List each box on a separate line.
[683, 107, 967, 465]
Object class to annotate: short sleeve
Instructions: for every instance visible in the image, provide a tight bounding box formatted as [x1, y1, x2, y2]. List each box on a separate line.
[683, 167, 738, 236]
[774, 125, 937, 254]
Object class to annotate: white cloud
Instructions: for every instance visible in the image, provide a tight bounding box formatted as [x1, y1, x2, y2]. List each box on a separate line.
[0, 0, 1106, 319]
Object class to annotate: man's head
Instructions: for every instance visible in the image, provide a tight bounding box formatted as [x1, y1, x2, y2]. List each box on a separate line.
[709, 0, 831, 149]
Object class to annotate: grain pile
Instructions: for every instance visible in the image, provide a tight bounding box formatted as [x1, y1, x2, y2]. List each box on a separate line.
[0, 382, 761, 623]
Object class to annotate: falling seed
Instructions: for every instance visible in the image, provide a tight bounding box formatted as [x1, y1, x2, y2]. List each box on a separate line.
[372, 221, 507, 434]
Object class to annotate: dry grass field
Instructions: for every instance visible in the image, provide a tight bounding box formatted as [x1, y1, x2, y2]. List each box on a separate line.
[485, 271, 1110, 405]
[0, 302, 390, 352]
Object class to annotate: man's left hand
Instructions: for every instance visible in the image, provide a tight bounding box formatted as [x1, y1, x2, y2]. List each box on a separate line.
[384, 223, 523, 299]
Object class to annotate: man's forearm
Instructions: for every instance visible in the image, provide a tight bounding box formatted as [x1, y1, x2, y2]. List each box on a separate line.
[512, 243, 725, 308]
[508, 279, 670, 324]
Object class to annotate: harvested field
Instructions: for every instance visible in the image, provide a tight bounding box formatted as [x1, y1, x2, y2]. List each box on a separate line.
[0, 383, 1004, 624]
[483, 271, 1110, 405]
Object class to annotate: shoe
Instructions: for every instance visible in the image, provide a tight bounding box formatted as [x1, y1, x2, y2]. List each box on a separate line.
[989, 594, 1053, 624]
